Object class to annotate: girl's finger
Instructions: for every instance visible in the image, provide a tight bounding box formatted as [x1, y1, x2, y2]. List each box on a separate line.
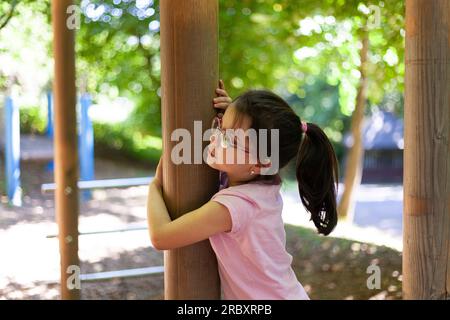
[213, 102, 230, 109]
[215, 88, 229, 97]
[213, 96, 231, 103]
[219, 79, 225, 89]
[155, 157, 163, 185]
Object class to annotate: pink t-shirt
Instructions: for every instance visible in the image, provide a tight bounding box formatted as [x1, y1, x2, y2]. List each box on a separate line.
[209, 180, 310, 300]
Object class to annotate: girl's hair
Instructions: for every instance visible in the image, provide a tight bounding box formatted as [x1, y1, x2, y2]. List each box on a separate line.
[232, 90, 339, 235]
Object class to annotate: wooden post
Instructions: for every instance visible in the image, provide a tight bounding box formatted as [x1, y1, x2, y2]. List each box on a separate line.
[51, 0, 80, 300]
[403, 0, 450, 299]
[160, 0, 221, 299]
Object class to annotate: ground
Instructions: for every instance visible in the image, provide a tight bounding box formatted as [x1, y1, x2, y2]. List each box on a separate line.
[0, 155, 402, 300]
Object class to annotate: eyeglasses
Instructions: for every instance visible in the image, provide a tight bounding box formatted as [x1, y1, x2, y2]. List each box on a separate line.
[210, 115, 249, 153]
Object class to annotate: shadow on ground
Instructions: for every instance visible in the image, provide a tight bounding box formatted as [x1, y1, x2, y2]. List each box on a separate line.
[1, 224, 401, 300]
[1, 156, 402, 300]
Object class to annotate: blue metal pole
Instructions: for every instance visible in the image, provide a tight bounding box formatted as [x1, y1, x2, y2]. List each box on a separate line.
[79, 94, 94, 200]
[5, 96, 22, 206]
[46, 91, 54, 138]
[46, 91, 54, 172]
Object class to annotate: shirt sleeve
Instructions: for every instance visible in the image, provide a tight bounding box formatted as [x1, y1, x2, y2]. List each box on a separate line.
[211, 191, 258, 234]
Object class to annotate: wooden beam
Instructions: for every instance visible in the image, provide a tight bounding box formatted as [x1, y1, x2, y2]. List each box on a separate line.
[51, 0, 80, 300]
[403, 0, 450, 299]
[160, 0, 221, 299]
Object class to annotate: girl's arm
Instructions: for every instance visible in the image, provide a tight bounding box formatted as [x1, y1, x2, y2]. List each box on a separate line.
[147, 166, 232, 251]
[148, 80, 232, 250]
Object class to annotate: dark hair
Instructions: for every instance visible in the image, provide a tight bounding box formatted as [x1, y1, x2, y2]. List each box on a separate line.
[232, 90, 339, 235]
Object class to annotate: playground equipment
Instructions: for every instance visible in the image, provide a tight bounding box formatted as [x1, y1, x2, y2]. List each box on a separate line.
[403, 0, 450, 299]
[52, 0, 80, 298]
[48, 91, 95, 200]
[1, 92, 94, 206]
[48, 0, 449, 300]
[3, 97, 21, 206]
[50, 0, 221, 300]
[44, 177, 163, 283]
[160, 0, 220, 299]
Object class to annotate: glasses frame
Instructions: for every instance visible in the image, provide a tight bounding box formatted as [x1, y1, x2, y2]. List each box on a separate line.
[210, 115, 250, 154]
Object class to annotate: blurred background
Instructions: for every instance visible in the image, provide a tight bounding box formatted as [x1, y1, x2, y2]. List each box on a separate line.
[0, 0, 404, 300]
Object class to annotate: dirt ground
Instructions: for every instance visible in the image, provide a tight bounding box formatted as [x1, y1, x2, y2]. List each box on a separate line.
[0, 156, 402, 300]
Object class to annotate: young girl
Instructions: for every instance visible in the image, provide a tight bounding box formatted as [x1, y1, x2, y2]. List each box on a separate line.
[147, 80, 339, 300]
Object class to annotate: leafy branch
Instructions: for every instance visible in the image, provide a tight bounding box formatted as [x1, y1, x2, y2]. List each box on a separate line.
[0, 0, 19, 31]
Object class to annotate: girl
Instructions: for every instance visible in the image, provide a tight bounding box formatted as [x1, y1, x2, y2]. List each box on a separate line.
[147, 80, 339, 300]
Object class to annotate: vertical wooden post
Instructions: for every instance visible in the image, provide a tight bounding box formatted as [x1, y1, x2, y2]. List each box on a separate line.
[52, 0, 80, 300]
[404, 0, 450, 299]
[160, 0, 221, 299]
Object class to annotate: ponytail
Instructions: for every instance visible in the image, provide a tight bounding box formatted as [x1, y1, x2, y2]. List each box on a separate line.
[296, 122, 339, 235]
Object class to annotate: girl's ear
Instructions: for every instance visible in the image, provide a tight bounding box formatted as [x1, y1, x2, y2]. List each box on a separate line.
[251, 159, 271, 175]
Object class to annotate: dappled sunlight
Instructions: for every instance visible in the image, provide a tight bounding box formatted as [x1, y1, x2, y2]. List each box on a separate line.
[0, 217, 159, 299]
[89, 96, 134, 124]
[0, 0, 415, 301]
[285, 225, 402, 300]
[0, 221, 61, 285]
[0, 157, 158, 299]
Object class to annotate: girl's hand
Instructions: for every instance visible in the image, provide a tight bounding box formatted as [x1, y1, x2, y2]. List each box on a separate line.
[154, 157, 163, 188]
[213, 79, 232, 110]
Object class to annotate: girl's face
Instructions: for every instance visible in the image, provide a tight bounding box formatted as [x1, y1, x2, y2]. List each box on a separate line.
[206, 104, 261, 184]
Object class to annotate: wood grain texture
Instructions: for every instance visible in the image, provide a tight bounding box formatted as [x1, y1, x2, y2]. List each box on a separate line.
[404, 0, 450, 299]
[51, 0, 80, 300]
[160, 0, 220, 299]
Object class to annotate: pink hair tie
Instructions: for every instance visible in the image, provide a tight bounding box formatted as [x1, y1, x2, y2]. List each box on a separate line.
[301, 121, 308, 133]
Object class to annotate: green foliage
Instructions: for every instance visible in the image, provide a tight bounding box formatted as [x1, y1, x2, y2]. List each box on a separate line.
[93, 122, 162, 164]
[0, 0, 18, 31]
[287, 77, 347, 160]
[19, 106, 47, 135]
[2, 0, 405, 165]
[76, 0, 162, 136]
[0, 0, 52, 95]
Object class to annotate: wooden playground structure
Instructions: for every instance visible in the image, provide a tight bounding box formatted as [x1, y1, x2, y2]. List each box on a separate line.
[46, 0, 450, 299]
[1, 93, 94, 206]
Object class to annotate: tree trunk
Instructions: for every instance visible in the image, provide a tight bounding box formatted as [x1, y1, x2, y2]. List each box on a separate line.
[160, 0, 221, 299]
[403, 0, 450, 299]
[337, 32, 369, 221]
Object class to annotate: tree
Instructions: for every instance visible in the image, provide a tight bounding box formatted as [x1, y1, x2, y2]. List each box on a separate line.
[0, 0, 18, 31]
[73, 1, 406, 218]
[282, 1, 405, 220]
[76, 0, 162, 135]
[0, 0, 51, 94]
[337, 30, 369, 221]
